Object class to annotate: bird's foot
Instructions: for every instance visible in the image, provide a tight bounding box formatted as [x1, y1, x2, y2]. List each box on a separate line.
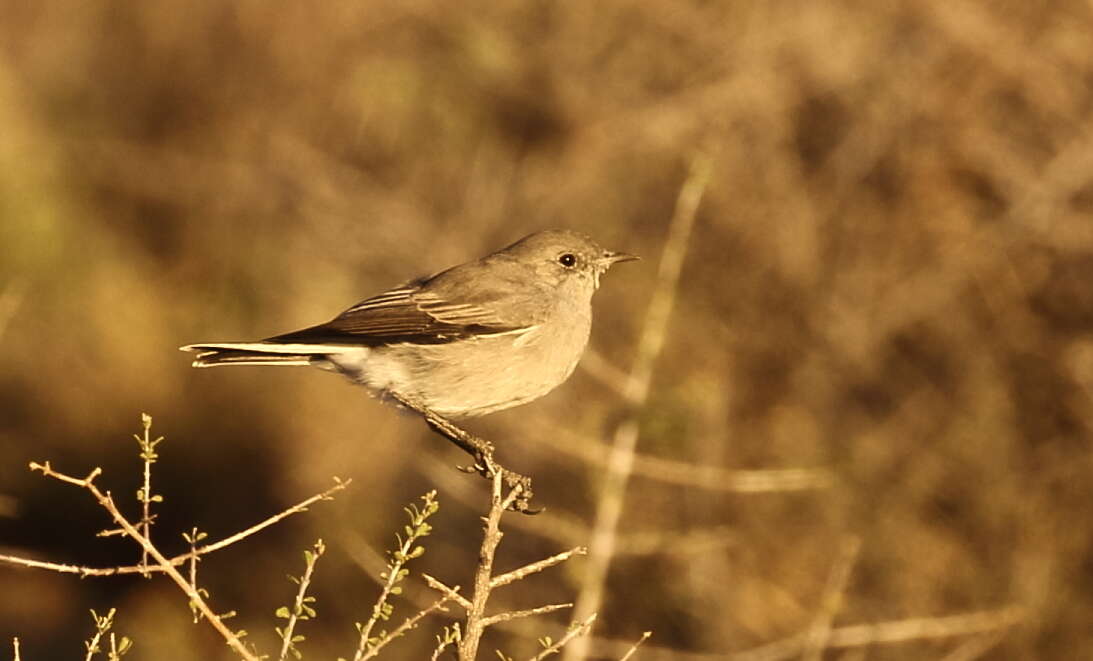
[391, 393, 539, 513]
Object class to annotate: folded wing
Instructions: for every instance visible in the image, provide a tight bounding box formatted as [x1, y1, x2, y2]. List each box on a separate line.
[265, 286, 528, 345]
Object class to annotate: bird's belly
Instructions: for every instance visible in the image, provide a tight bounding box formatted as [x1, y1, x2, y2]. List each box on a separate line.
[387, 318, 591, 417]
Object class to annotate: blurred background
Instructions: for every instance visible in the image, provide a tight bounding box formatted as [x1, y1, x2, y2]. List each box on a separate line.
[2, 0, 1093, 659]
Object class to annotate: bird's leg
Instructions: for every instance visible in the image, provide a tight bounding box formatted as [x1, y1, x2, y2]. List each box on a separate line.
[389, 393, 537, 513]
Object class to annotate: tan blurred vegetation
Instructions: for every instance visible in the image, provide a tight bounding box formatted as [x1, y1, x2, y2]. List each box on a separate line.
[2, 0, 1093, 658]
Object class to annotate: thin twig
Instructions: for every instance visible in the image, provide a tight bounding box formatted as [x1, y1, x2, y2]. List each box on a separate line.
[801, 535, 861, 661]
[28, 462, 260, 661]
[353, 491, 440, 661]
[481, 603, 573, 628]
[342, 529, 443, 608]
[134, 413, 163, 577]
[362, 593, 457, 661]
[566, 152, 711, 661]
[529, 614, 598, 661]
[423, 573, 473, 611]
[277, 540, 325, 661]
[0, 478, 349, 577]
[193, 478, 347, 556]
[490, 547, 587, 589]
[182, 527, 206, 624]
[618, 631, 651, 661]
[84, 609, 114, 661]
[431, 624, 462, 661]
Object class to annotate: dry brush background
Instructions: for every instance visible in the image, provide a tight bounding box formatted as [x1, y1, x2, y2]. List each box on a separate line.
[2, 0, 1093, 659]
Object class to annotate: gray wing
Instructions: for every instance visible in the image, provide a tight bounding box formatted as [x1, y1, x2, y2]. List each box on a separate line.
[264, 283, 530, 346]
[266, 254, 552, 346]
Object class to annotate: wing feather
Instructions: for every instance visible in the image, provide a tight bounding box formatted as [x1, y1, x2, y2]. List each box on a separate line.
[265, 284, 525, 345]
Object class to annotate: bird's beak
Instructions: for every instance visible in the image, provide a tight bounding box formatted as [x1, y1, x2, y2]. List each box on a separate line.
[601, 251, 640, 267]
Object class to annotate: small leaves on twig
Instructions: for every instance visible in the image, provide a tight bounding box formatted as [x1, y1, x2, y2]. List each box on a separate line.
[182, 527, 209, 623]
[430, 624, 461, 661]
[134, 413, 164, 464]
[351, 490, 440, 661]
[83, 609, 132, 661]
[527, 614, 597, 661]
[275, 539, 326, 661]
[134, 414, 166, 576]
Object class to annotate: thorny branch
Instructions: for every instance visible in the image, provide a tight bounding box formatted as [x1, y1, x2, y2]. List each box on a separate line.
[0, 478, 349, 578]
[25, 461, 260, 661]
[419, 473, 592, 661]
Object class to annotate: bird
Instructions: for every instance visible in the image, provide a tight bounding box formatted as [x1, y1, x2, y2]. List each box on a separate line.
[181, 229, 637, 419]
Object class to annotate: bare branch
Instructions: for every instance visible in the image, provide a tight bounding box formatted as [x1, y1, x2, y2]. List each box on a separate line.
[25, 462, 260, 661]
[491, 547, 587, 589]
[423, 573, 473, 611]
[617, 631, 651, 661]
[0, 478, 350, 578]
[458, 472, 512, 660]
[30, 462, 102, 487]
[481, 603, 573, 628]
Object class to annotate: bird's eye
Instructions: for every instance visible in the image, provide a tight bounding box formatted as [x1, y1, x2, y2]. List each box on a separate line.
[558, 253, 577, 268]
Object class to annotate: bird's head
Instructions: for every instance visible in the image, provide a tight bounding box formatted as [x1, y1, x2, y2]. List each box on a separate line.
[500, 229, 639, 294]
